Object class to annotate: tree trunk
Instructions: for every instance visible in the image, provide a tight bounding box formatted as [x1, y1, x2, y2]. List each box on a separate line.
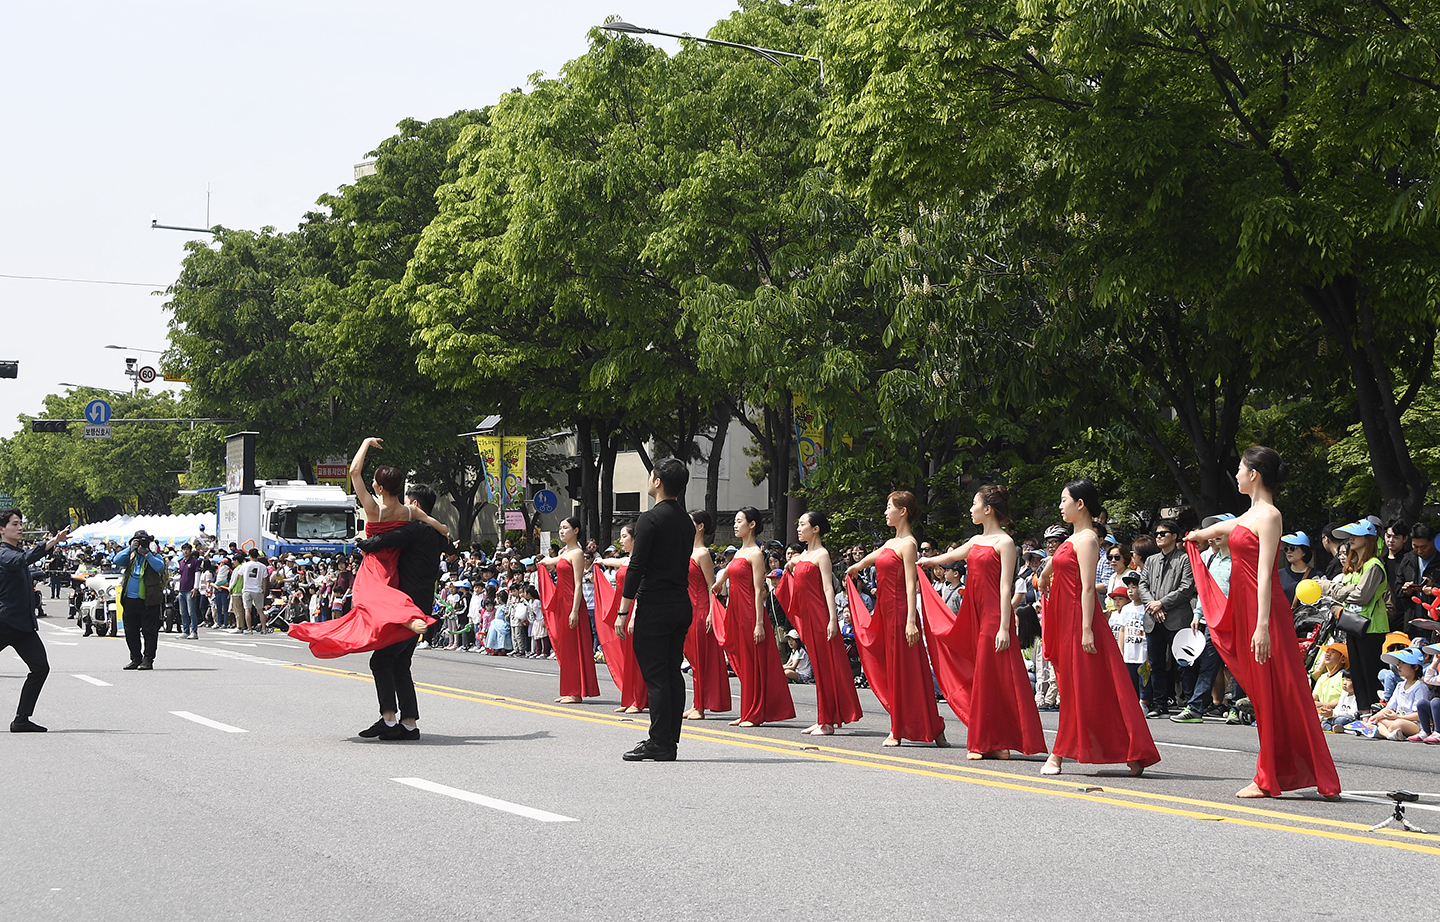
[577, 418, 600, 542]
[1305, 276, 1431, 522]
[705, 404, 732, 525]
[599, 430, 618, 548]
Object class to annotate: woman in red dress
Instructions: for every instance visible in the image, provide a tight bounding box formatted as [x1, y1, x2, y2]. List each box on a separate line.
[536, 516, 600, 704]
[1184, 447, 1341, 799]
[926, 485, 1046, 760]
[775, 510, 863, 735]
[844, 491, 948, 748]
[593, 524, 647, 713]
[290, 437, 443, 659]
[683, 510, 731, 720]
[713, 507, 794, 727]
[1039, 479, 1159, 776]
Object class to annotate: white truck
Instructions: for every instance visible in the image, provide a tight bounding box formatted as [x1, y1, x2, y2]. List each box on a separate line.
[217, 481, 358, 557]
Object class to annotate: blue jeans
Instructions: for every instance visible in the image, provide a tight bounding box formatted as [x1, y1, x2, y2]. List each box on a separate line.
[213, 588, 229, 627]
[179, 591, 197, 633]
[1182, 627, 1224, 712]
[1418, 698, 1440, 735]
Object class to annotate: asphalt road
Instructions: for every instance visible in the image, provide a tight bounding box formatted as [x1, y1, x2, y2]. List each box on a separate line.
[5, 596, 1437, 922]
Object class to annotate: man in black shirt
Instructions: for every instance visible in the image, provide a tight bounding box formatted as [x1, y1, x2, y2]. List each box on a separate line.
[616, 459, 694, 761]
[0, 509, 69, 732]
[353, 483, 448, 741]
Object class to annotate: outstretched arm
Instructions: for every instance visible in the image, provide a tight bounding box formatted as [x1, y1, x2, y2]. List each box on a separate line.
[406, 502, 450, 540]
[350, 438, 382, 520]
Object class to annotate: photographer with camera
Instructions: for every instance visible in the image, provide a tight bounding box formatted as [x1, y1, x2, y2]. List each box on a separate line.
[0, 508, 71, 731]
[112, 530, 166, 670]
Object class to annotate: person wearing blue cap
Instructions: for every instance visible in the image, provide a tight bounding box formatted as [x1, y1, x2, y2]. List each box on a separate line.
[1370, 647, 1430, 741]
[1277, 532, 1317, 607]
[1318, 519, 1390, 711]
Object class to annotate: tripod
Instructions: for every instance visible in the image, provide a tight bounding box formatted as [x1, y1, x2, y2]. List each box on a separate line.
[1368, 791, 1429, 834]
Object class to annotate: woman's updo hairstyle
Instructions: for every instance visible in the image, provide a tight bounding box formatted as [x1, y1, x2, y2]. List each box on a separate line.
[1062, 478, 1108, 540]
[976, 484, 1012, 526]
[738, 506, 763, 536]
[373, 465, 405, 497]
[690, 509, 715, 538]
[887, 491, 920, 526]
[1241, 445, 1287, 490]
[801, 509, 830, 535]
[561, 516, 583, 544]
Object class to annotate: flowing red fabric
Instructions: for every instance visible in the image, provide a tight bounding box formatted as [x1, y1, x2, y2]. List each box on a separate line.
[719, 556, 794, 724]
[685, 559, 732, 713]
[845, 575, 891, 714]
[774, 562, 863, 727]
[591, 564, 647, 710]
[537, 558, 600, 699]
[1047, 541, 1160, 767]
[946, 547, 1046, 755]
[859, 549, 945, 743]
[918, 567, 976, 725]
[289, 519, 435, 659]
[1190, 527, 1341, 796]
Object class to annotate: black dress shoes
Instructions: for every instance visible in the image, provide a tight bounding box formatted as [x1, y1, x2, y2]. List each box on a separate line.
[358, 719, 389, 738]
[622, 740, 677, 762]
[136, 661, 153, 671]
[122, 660, 141, 670]
[10, 717, 46, 733]
[379, 723, 420, 741]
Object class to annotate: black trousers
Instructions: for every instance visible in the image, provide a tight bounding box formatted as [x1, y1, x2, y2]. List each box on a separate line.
[122, 599, 161, 664]
[1147, 620, 1178, 706]
[371, 635, 419, 720]
[1346, 629, 1386, 710]
[0, 624, 49, 718]
[632, 605, 691, 753]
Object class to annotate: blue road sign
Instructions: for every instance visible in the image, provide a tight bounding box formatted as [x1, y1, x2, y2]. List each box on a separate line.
[84, 399, 112, 426]
[533, 489, 558, 515]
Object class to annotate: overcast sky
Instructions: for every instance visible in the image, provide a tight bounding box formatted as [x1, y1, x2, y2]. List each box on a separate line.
[0, 1, 737, 437]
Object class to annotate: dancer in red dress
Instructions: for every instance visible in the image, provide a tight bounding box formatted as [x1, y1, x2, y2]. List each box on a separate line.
[844, 491, 948, 747]
[536, 516, 600, 704]
[1184, 447, 1341, 799]
[290, 437, 442, 659]
[1039, 479, 1159, 776]
[683, 510, 731, 720]
[714, 507, 794, 727]
[775, 510, 862, 735]
[925, 485, 1046, 759]
[593, 524, 647, 713]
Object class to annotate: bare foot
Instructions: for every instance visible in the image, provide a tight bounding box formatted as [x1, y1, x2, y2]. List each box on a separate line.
[728, 718, 742, 726]
[737, 721, 756, 728]
[883, 735, 900, 747]
[684, 710, 705, 721]
[624, 706, 642, 714]
[557, 696, 582, 704]
[615, 706, 627, 712]
[935, 731, 950, 748]
[967, 751, 985, 760]
[813, 724, 835, 736]
[1127, 760, 1146, 777]
[1041, 756, 1063, 775]
[802, 724, 821, 735]
[1237, 782, 1271, 799]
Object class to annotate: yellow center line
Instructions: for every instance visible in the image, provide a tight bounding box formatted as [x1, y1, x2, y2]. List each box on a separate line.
[284, 663, 1440, 856]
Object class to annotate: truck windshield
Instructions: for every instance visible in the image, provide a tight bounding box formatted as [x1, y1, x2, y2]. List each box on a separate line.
[283, 510, 350, 541]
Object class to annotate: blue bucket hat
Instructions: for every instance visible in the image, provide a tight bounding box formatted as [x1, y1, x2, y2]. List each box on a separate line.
[1381, 647, 1424, 668]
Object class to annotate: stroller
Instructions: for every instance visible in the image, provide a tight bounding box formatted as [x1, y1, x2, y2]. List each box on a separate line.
[1296, 599, 1341, 673]
[263, 590, 304, 632]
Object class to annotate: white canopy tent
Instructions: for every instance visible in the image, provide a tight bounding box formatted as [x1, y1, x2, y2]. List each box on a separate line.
[67, 512, 218, 548]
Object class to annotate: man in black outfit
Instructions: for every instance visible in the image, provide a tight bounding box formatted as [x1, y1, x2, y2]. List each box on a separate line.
[353, 483, 448, 741]
[616, 459, 693, 762]
[0, 509, 70, 732]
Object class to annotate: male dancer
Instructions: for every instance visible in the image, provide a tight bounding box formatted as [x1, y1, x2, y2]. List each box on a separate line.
[0, 509, 70, 731]
[353, 483, 448, 741]
[615, 459, 693, 761]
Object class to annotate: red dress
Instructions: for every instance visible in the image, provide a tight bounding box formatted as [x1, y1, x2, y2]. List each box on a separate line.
[537, 558, 600, 700]
[774, 561, 863, 727]
[1190, 526, 1341, 796]
[685, 559, 732, 713]
[289, 519, 435, 658]
[590, 564, 648, 710]
[846, 548, 945, 743]
[719, 556, 795, 724]
[928, 546, 1046, 755]
[1047, 541, 1160, 767]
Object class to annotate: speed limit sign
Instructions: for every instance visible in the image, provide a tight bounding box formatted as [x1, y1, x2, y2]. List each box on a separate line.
[138, 366, 157, 383]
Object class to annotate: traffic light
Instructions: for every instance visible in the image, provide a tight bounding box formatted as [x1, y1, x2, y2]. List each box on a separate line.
[31, 420, 70, 433]
[565, 466, 582, 498]
[0, 361, 16, 378]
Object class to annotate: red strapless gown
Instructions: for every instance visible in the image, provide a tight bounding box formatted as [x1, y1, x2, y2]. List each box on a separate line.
[774, 561, 862, 727]
[931, 546, 1046, 754]
[590, 564, 647, 710]
[685, 559, 732, 713]
[1047, 541, 1159, 766]
[537, 558, 600, 699]
[846, 549, 944, 743]
[289, 519, 436, 658]
[719, 557, 794, 724]
[1190, 526, 1341, 796]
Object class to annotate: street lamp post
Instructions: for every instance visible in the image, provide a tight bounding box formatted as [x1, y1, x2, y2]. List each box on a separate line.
[599, 21, 824, 92]
[105, 344, 164, 395]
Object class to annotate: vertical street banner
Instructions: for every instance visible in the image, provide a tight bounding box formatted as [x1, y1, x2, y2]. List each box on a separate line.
[793, 393, 826, 483]
[314, 459, 349, 490]
[500, 437, 527, 507]
[474, 436, 502, 504]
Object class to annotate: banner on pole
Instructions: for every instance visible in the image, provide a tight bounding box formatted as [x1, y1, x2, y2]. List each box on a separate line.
[500, 438, 526, 506]
[474, 436, 502, 504]
[793, 394, 827, 483]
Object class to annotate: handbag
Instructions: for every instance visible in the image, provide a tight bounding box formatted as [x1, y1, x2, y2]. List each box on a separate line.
[1336, 604, 1371, 635]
